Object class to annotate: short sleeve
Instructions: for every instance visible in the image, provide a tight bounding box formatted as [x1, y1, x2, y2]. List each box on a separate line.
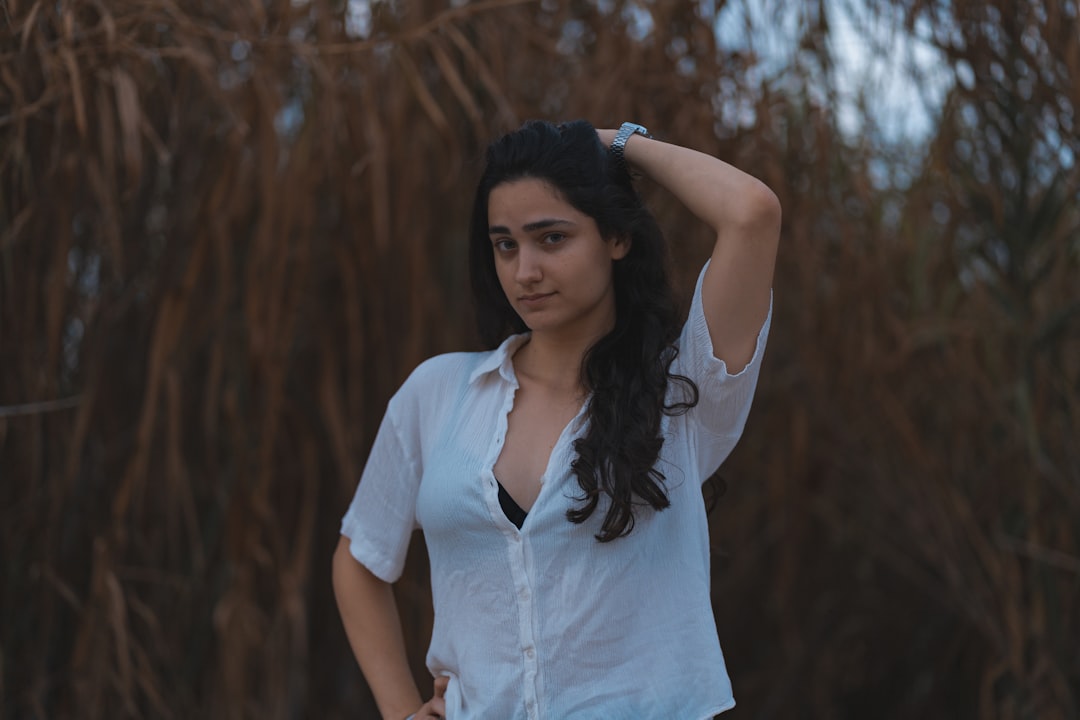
[339, 395, 422, 583]
[672, 260, 772, 479]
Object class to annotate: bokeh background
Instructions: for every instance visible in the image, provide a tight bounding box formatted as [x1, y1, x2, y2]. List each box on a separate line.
[2, 0, 1078, 717]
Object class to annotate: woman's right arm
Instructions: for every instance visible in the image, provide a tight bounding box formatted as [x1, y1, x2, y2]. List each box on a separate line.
[332, 536, 445, 719]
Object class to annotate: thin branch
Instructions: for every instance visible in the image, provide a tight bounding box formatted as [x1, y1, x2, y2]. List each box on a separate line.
[0, 395, 82, 417]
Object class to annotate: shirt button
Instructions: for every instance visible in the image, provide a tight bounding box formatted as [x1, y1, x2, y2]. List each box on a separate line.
[519, 587, 529, 599]
[525, 647, 535, 658]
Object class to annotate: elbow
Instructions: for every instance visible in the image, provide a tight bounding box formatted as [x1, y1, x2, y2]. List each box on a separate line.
[705, 179, 781, 237]
[736, 181, 782, 231]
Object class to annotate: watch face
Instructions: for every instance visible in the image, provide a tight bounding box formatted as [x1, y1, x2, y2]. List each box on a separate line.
[620, 122, 650, 139]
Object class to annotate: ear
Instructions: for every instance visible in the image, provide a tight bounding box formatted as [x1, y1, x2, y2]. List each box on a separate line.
[608, 233, 632, 260]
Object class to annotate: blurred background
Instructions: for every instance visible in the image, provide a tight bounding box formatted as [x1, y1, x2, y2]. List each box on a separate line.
[1, 0, 1077, 717]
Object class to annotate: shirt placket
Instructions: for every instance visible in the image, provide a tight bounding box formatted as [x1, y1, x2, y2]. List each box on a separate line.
[479, 490, 543, 717]
[490, 362, 543, 719]
[508, 531, 541, 720]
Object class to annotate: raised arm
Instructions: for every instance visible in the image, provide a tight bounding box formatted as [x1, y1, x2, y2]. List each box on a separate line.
[598, 126, 781, 372]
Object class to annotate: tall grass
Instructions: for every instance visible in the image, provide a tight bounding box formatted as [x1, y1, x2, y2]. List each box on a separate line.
[1, 0, 1077, 717]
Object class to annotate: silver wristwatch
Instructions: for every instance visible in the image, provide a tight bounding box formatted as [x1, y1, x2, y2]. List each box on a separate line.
[610, 121, 652, 171]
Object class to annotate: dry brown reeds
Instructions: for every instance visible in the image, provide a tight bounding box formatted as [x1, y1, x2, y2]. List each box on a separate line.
[1, 0, 1077, 718]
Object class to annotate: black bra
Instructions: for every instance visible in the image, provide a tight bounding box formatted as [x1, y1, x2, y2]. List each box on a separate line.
[495, 478, 528, 529]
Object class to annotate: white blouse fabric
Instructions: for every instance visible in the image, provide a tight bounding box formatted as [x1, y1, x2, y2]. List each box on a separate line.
[341, 262, 772, 720]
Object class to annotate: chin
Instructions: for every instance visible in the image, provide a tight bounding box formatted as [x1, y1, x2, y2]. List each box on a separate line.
[516, 315, 558, 333]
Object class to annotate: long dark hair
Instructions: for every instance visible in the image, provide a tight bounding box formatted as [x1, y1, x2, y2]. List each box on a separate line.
[468, 119, 698, 542]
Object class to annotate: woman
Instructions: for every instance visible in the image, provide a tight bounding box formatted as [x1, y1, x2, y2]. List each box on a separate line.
[332, 119, 780, 719]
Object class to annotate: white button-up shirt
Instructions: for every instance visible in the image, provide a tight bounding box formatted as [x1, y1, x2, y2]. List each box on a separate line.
[342, 263, 771, 719]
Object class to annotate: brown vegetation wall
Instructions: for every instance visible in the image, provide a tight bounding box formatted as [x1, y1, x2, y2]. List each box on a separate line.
[1, 0, 1077, 717]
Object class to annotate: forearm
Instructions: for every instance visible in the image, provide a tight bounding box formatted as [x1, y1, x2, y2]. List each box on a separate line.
[332, 536, 422, 720]
[601, 129, 779, 235]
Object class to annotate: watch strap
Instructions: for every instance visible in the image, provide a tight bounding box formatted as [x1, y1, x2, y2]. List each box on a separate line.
[610, 122, 652, 171]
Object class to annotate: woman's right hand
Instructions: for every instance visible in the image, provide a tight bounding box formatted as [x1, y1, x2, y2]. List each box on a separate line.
[406, 675, 449, 719]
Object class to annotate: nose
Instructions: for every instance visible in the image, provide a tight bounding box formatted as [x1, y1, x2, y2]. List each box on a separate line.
[515, 245, 543, 285]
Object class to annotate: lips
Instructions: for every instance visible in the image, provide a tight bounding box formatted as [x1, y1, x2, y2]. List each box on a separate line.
[518, 292, 555, 305]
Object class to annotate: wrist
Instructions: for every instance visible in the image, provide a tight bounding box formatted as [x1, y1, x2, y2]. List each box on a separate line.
[609, 121, 652, 172]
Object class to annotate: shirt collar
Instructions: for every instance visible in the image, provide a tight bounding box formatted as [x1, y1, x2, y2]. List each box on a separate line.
[468, 332, 531, 385]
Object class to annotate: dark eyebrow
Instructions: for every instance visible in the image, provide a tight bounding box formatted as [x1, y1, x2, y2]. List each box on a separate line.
[488, 218, 576, 235]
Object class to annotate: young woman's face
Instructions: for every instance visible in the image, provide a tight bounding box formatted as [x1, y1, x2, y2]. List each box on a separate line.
[487, 177, 629, 340]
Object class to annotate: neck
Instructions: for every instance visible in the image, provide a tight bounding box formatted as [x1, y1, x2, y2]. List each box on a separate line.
[511, 287, 618, 395]
[513, 326, 607, 396]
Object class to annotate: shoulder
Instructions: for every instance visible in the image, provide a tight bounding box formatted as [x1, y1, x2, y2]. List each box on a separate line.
[389, 348, 498, 411]
[397, 351, 477, 393]
[404, 351, 477, 385]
